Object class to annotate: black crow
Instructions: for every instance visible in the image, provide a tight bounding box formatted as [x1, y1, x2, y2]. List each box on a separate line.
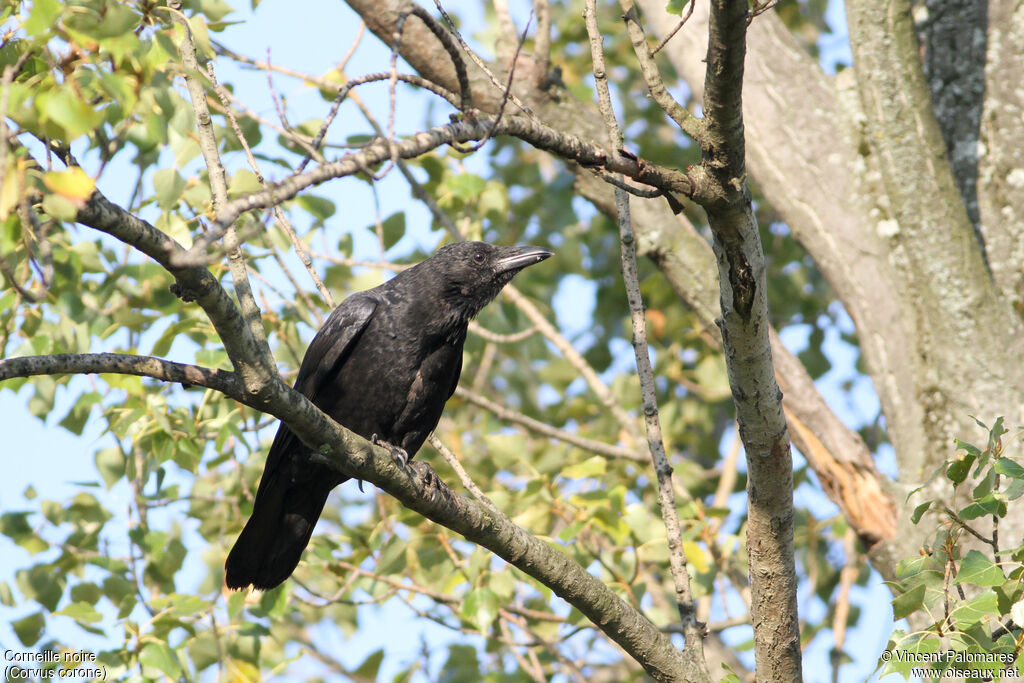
[225, 241, 552, 590]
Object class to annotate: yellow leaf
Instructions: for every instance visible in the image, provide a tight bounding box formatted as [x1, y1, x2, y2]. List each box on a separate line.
[43, 167, 95, 203]
[0, 158, 22, 220]
[682, 540, 710, 574]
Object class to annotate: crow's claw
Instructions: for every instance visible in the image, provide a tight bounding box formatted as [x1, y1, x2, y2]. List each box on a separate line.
[372, 434, 410, 469]
[409, 461, 455, 503]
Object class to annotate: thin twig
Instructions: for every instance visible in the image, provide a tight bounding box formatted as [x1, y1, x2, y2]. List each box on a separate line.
[433, 0, 543, 124]
[206, 61, 333, 318]
[463, 9, 535, 153]
[166, 0, 275, 388]
[830, 528, 858, 683]
[185, 114, 697, 263]
[618, 1, 705, 142]
[652, 2, 697, 56]
[591, 168, 666, 198]
[943, 505, 996, 546]
[454, 387, 646, 462]
[468, 321, 537, 344]
[502, 285, 645, 449]
[585, 0, 707, 672]
[296, 71, 462, 174]
[428, 433, 502, 516]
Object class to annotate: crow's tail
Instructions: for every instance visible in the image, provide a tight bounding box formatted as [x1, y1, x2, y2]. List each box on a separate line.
[225, 429, 344, 591]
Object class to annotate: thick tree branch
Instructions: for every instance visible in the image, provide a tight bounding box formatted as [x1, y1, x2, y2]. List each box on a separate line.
[239, 373, 694, 682]
[697, 0, 801, 679]
[976, 0, 1024, 316]
[53, 187, 698, 681]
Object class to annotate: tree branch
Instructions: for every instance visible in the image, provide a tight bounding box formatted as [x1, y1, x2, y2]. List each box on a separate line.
[0, 353, 239, 395]
[180, 114, 698, 265]
[697, 0, 802, 679]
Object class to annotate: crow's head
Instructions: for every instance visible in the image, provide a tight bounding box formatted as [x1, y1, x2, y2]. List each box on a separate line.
[430, 241, 552, 320]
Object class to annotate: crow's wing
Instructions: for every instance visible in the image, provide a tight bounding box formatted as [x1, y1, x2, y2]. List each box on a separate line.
[294, 293, 378, 401]
[255, 294, 378, 490]
[446, 350, 463, 400]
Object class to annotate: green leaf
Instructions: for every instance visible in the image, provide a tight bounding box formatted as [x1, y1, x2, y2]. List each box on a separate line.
[153, 168, 186, 209]
[380, 211, 406, 251]
[15, 565, 64, 610]
[478, 180, 509, 218]
[959, 493, 1006, 520]
[0, 581, 14, 607]
[64, 2, 139, 39]
[296, 195, 336, 223]
[949, 589, 999, 628]
[444, 173, 486, 201]
[227, 589, 247, 621]
[43, 91, 105, 141]
[665, 0, 691, 15]
[353, 649, 385, 679]
[946, 454, 976, 485]
[891, 583, 926, 620]
[994, 458, 1024, 479]
[139, 641, 183, 679]
[910, 501, 933, 524]
[461, 587, 499, 634]
[228, 169, 263, 196]
[41, 193, 80, 221]
[973, 467, 997, 499]
[94, 447, 126, 489]
[692, 354, 732, 401]
[54, 601, 103, 624]
[955, 439, 982, 458]
[25, 0, 60, 36]
[258, 583, 290, 619]
[11, 612, 46, 646]
[953, 550, 1005, 587]
[196, 0, 235, 22]
[561, 456, 607, 479]
[59, 391, 101, 435]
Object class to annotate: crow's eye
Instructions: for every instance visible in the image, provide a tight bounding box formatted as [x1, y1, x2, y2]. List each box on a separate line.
[473, 252, 485, 264]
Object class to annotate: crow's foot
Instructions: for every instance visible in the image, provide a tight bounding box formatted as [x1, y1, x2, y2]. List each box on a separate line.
[409, 461, 455, 504]
[372, 434, 410, 468]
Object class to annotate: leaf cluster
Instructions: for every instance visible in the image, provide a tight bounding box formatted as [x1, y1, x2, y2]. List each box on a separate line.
[883, 418, 1024, 681]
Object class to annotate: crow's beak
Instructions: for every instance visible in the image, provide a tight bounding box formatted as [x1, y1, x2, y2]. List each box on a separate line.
[494, 245, 553, 274]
